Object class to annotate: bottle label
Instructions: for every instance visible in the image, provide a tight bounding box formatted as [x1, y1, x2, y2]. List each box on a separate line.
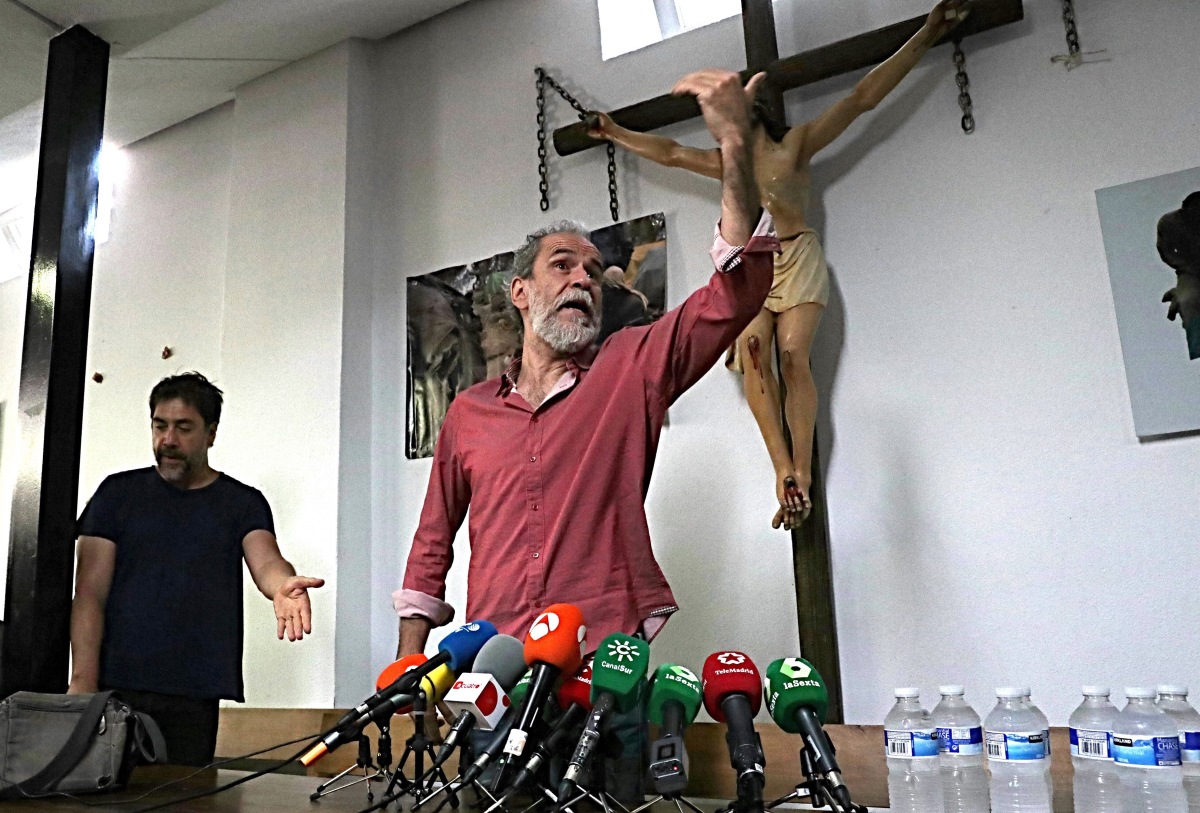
[1182, 731, 1200, 763]
[1069, 727, 1112, 760]
[1044, 728, 1052, 755]
[937, 726, 983, 755]
[985, 731, 1047, 761]
[884, 728, 939, 759]
[1111, 734, 1182, 767]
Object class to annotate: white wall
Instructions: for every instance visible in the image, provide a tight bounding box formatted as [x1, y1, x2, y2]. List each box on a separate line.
[368, 0, 1200, 726]
[69, 0, 1200, 726]
[80, 42, 377, 708]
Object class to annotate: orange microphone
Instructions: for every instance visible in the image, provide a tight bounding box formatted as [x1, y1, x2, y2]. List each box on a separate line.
[500, 603, 587, 761]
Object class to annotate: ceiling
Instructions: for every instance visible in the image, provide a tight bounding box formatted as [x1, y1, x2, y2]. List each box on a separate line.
[0, 0, 472, 190]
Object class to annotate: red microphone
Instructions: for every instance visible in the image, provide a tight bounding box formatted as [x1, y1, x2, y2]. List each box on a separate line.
[702, 651, 766, 811]
[502, 604, 587, 760]
[557, 661, 593, 713]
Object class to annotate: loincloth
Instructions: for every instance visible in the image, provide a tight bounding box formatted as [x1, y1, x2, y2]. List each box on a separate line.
[725, 229, 829, 374]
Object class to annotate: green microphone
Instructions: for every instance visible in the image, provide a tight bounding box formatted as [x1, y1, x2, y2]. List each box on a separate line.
[764, 658, 860, 812]
[558, 633, 651, 800]
[645, 664, 703, 795]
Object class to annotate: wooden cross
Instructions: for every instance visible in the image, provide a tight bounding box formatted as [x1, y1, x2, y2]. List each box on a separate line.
[559, 0, 1024, 723]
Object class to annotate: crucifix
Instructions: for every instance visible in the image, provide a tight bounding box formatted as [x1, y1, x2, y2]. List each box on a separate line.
[570, 0, 1024, 722]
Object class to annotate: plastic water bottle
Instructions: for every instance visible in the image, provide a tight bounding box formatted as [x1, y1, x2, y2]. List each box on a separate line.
[885, 688, 944, 813]
[1023, 689, 1056, 801]
[985, 686, 1052, 813]
[1113, 687, 1186, 812]
[1157, 685, 1200, 811]
[1069, 685, 1123, 812]
[932, 685, 989, 812]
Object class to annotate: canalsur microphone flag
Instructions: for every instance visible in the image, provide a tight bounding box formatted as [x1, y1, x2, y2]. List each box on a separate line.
[523, 604, 587, 673]
[702, 651, 762, 721]
[558, 661, 594, 712]
[646, 664, 703, 727]
[591, 633, 650, 713]
[763, 657, 829, 729]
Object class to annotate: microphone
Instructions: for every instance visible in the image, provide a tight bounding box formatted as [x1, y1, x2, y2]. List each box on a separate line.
[495, 661, 595, 805]
[702, 651, 766, 813]
[764, 657, 861, 812]
[453, 668, 537, 789]
[558, 633, 650, 799]
[299, 620, 496, 767]
[300, 653, 429, 765]
[437, 634, 527, 765]
[645, 664, 703, 796]
[501, 604, 587, 761]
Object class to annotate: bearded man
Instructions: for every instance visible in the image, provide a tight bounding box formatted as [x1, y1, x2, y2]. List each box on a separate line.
[395, 68, 779, 656]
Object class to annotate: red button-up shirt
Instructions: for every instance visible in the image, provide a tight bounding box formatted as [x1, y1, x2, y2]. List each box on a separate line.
[397, 216, 779, 648]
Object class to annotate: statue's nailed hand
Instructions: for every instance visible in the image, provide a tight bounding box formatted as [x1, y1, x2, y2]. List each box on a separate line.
[586, 111, 616, 140]
[929, 0, 970, 38]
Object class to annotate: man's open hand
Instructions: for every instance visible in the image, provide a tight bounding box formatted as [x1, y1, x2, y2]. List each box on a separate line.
[274, 575, 325, 641]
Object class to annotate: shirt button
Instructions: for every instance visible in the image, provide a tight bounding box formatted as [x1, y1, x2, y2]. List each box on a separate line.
[532, 552, 540, 559]
[529, 456, 536, 462]
[532, 504, 539, 511]
[531, 416, 538, 424]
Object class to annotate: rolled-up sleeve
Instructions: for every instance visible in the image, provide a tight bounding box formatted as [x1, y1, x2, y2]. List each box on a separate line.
[395, 403, 470, 627]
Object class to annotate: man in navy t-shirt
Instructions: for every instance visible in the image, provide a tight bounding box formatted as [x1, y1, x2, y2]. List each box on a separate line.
[69, 372, 324, 765]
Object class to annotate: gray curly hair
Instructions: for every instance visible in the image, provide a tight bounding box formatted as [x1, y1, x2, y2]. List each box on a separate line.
[511, 220, 591, 281]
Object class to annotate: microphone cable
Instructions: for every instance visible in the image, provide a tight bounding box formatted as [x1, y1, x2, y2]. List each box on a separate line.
[0, 730, 322, 807]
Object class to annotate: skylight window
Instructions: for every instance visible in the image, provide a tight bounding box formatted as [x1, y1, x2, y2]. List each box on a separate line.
[598, 0, 742, 60]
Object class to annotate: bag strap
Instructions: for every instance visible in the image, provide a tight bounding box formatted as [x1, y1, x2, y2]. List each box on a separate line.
[128, 712, 168, 765]
[0, 691, 115, 799]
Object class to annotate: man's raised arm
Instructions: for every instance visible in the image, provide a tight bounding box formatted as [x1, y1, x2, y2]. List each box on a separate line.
[671, 70, 765, 244]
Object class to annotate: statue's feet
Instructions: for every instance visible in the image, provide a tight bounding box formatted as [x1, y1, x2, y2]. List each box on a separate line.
[773, 472, 811, 530]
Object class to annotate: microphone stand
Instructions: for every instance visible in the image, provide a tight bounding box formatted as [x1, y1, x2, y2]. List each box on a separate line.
[764, 744, 866, 813]
[356, 690, 460, 813]
[309, 725, 393, 802]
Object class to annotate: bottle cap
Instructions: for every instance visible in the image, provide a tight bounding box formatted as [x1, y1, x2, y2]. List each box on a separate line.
[1125, 687, 1156, 699]
[894, 687, 921, 699]
[995, 687, 1025, 698]
[1157, 684, 1189, 697]
[1081, 685, 1111, 697]
[939, 685, 965, 696]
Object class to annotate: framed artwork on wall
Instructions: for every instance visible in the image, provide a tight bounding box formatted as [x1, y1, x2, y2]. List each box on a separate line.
[1096, 166, 1200, 438]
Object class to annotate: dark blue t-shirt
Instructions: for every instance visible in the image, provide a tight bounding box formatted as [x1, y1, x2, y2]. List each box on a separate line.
[77, 467, 274, 701]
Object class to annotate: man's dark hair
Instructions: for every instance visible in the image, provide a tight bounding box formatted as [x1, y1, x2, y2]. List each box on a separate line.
[149, 372, 224, 426]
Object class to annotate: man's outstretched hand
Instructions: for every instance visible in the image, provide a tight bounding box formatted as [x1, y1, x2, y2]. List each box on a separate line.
[274, 575, 325, 641]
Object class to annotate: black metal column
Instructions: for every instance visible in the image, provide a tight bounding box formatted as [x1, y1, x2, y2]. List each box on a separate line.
[0, 25, 109, 697]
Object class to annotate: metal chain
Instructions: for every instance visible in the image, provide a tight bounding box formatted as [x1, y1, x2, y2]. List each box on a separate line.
[1061, 0, 1081, 61]
[534, 67, 620, 222]
[536, 70, 549, 212]
[952, 39, 976, 134]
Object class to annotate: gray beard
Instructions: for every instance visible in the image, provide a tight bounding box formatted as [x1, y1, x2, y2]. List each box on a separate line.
[529, 287, 600, 355]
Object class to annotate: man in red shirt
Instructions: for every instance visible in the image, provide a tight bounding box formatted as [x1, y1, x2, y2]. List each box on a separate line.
[396, 68, 778, 658]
